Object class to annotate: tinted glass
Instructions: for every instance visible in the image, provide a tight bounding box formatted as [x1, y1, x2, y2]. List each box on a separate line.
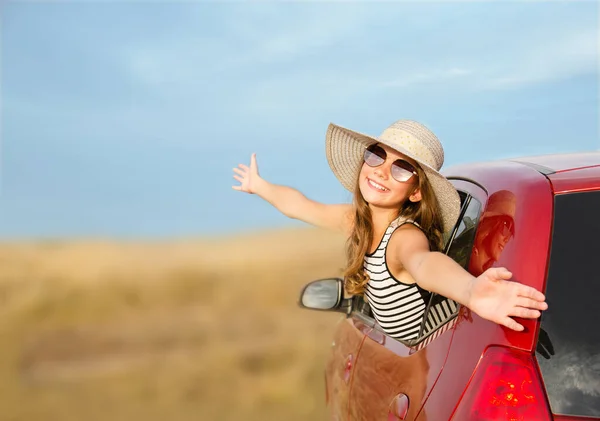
[443, 190, 469, 247]
[537, 190, 600, 417]
[446, 196, 482, 269]
[418, 194, 482, 340]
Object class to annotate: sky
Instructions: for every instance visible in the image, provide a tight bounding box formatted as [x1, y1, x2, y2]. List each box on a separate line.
[1, 1, 598, 239]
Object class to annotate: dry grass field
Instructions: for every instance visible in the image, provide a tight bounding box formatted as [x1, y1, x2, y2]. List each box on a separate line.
[0, 228, 347, 421]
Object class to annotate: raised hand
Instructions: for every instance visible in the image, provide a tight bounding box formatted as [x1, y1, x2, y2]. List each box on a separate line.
[466, 267, 548, 331]
[232, 153, 260, 194]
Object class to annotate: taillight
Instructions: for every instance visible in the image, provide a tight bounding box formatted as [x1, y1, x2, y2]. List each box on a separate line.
[451, 346, 552, 421]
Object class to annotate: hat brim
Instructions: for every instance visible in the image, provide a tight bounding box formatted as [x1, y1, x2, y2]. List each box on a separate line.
[325, 123, 461, 236]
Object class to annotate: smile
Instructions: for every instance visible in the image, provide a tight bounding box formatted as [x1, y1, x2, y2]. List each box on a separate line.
[367, 178, 389, 192]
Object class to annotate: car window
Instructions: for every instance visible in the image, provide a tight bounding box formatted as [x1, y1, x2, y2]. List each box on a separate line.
[415, 193, 483, 341]
[443, 190, 469, 247]
[351, 190, 483, 345]
[446, 194, 482, 268]
[536, 190, 600, 417]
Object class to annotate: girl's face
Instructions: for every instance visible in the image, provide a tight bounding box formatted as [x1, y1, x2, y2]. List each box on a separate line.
[358, 143, 421, 210]
[488, 216, 514, 261]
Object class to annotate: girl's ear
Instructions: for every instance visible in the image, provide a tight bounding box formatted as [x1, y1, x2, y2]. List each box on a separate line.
[409, 187, 422, 203]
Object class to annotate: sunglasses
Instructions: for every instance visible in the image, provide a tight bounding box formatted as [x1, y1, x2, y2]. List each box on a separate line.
[363, 144, 419, 183]
[497, 215, 515, 238]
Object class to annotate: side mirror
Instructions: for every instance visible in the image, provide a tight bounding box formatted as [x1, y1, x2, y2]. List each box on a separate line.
[298, 278, 352, 314]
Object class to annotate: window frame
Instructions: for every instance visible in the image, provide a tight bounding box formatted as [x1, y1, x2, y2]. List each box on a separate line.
[349, 179, 488, 346]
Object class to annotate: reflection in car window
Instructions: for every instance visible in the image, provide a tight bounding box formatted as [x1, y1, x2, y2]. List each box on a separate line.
[537, 190, 600, 417]
[417, 194, 482, 340]
[443, 191, 469, 247]
[446, 196, 482, 269]
[467, 190, 516, 277]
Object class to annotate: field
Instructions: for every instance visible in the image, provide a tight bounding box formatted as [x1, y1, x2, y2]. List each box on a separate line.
[0, 228, 347, 421]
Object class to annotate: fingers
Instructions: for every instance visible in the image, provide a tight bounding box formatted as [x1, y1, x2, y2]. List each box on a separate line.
[488, 267, 547, 305]
[517, 284, 546, 302]
[481, 267, 512, 282]
[233, 154, 259, 193]
[509, 306, 541, 319]
[234, 154, 256, 175]
[500, 316, 524, 332]
[516, 296, 548, 311]
[487, 267, 512, 280]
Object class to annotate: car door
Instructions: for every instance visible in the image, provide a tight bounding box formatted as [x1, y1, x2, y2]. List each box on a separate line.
[346, 183, 485, 421]
[325, 314, 372, 421]
[414, 180, 488, 421]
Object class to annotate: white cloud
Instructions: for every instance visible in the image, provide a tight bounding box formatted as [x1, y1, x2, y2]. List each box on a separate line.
[234, 23, 598, 117]
[235, 8, 367, 64]
[375, 26, 597, 93]
[122, 4, 377, 94]
[119, 2, 598, 118]
[481, 28, 598, 89]
[382, 68, 473, 88]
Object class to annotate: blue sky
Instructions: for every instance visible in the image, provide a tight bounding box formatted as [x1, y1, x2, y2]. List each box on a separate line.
[1, 1, 598, 239]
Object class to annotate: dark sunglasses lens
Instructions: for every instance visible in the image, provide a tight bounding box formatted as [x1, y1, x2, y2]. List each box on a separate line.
[364, 145, 386, 167]
[391, 160, 417, 182]
[501, 217, 515, 236]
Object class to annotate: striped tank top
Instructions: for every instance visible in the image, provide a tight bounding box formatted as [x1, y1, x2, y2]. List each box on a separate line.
[364, 217, 432, 341]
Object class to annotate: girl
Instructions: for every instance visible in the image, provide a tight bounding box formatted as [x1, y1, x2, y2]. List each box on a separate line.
[232, 119, 547, 340]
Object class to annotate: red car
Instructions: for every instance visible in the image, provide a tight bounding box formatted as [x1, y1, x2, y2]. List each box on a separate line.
[299, 152, 600, 421]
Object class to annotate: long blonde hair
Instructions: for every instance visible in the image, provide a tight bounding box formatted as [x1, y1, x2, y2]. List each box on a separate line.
[343, 164, 445, 295]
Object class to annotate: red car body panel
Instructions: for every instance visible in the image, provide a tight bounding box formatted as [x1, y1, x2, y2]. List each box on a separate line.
[513, 152, 600, 173]
[444, 161, 555, 349]
[417, 161, 555, 420]
[549, 165, 600, 193]
[348, 323, 455, 420]
[323, 153, 600, 421]
[325, 318, 369, 421]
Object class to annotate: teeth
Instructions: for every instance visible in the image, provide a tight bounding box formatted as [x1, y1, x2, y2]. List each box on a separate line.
[368, 179, 388, 191]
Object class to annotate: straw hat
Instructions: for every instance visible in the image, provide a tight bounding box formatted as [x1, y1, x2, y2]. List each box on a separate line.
[483, 190, 516, 219]
[325, 119, 461, 235]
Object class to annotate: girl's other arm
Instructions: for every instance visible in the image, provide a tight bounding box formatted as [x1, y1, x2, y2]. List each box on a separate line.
[233, 153, 352, 234]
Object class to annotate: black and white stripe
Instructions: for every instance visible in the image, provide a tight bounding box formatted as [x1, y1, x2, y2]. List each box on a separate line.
[364, 218, 429, 341]
[422, 298, 459, 335]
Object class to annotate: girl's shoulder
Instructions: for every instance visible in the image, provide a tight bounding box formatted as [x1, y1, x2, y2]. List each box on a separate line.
[390, 215, 422, 230]
[387, 217, 428, 249]
[385, 217, 430, 268]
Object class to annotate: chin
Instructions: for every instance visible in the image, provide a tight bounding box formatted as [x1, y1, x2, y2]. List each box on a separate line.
[359, 183, 385, 205]
[363, 194, 401, 209]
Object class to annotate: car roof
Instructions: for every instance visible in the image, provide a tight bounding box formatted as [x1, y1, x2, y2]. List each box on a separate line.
[445, 151, 600, 195]
[511, 152, 600, 193]
[511, 151, 600, 174]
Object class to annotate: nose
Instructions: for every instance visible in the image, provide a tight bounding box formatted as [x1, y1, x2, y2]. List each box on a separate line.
[373, 163, 391, 180]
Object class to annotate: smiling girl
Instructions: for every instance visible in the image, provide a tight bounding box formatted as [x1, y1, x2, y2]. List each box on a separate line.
[232, 120, 547, 340]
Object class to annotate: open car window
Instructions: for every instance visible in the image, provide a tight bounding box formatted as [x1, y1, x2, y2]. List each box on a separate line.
[410, 192, 482, 344]
[352, 188, 483, 346]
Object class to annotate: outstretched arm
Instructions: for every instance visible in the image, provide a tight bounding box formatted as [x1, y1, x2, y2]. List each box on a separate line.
[233, 153, 353, 234]
[390, 225, 548, 331]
